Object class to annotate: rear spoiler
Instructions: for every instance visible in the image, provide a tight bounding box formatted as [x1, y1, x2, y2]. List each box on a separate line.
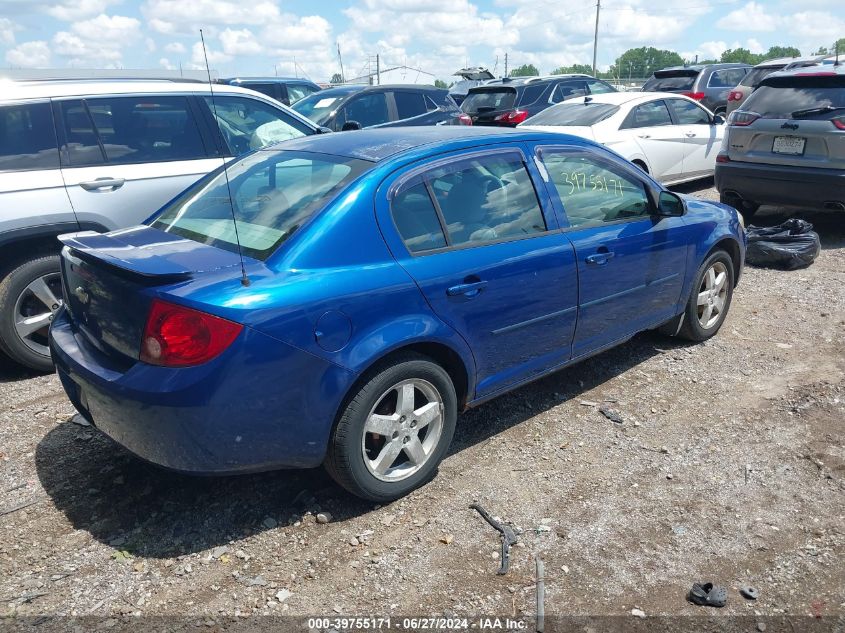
[58, 226, 243, 281]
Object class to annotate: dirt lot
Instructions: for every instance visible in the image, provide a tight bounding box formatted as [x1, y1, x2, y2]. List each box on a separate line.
[1, 180, 843, 630]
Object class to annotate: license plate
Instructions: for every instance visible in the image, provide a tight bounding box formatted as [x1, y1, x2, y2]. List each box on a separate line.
[772, 136, 805, 155]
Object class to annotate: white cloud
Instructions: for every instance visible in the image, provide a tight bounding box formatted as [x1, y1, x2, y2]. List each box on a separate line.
[52, 14, 141, 65]
[159, 57, 175, 70]
[72, 14, 142, 43]
[191, 40, 231, 66]
[46, 0, 120, 22]
[146, 37, 157, 53]
[142, 0, 282, 35]
[0, 18, 17, 46]
[5, 40, 51, 68]
[220, 28, 263, 56]
[717, 2, 778, 31]
[164, 41, 186, 54]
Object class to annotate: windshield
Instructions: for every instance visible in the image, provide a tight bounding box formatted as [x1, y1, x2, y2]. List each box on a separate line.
[743, 76, 845, 118]
[741, 66, 784, 88]
[642, 72, 697, 91]
[523, 102, 620, 126]
[291, 89, 357, 124]
[461, 88, 517, 113]
[151, 151, 371, 260]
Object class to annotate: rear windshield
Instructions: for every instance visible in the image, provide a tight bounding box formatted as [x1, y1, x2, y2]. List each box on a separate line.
[461, 88, 517, 113]
[743, 76, 845, 118]
[523, 102, 619, 126]
[151, 151, 371, 260]
[642, 72, 697, 91]
[740, 66, 784, 88]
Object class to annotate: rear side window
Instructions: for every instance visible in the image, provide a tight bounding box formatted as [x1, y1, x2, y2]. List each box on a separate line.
[152, 150, 370, 260]
[740, 66, 782, 88]
[0, 102, 60, 171]
[394, 91, 427, 119]
[244, 83, 280, 100]
[205, 95, 310, 154]
[549, 82, 587, 104]
[539, 149, 650, 227]
[391, 179, 448, 253]
[587, 80, 615, 94]
[667, 99, 711, 124]
[642, 72, 697, 91]
[518, 84, 546, 106]
[461, 89, 516, 113]
[743, 77, 845, 118]
[622, 101, 673, 128]
[708, 68, 748, 88]
[428, 153, 546, 247]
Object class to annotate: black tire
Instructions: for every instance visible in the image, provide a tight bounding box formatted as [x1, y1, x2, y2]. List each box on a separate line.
[325, 353, 457, 501]
[0, 255, 62, 373]
[719, 193, 759, 221]
[677, 250, 735, 342]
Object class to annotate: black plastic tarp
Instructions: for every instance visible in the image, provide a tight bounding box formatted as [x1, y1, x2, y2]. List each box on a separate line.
[745, 219, 821, 270]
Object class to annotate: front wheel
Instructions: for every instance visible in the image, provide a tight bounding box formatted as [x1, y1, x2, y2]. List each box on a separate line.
[0, 255, 63, 372]
[325, 354, 457, 501]
[677, 250, 735, 342]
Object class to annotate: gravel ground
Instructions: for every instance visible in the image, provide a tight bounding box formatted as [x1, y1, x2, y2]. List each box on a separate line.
[1, 180, 843, 630]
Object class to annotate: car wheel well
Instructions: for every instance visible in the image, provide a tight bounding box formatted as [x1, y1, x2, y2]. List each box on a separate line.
[709, 238, 741, 287]
[0, 236, 62, 277]
[632, 159, 648, 173]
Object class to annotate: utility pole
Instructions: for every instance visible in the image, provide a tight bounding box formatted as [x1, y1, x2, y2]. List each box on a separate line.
[376, 54, 380, 85]
[504, 52, 508, 78]
[592, 0, 601, 76]
[337, 42, 345, 83]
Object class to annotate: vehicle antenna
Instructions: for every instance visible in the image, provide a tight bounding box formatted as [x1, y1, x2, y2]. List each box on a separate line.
[200, 29, 250, 287]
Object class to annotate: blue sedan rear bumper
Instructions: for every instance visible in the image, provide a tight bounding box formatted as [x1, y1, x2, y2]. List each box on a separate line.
[49, 308, 356, 473]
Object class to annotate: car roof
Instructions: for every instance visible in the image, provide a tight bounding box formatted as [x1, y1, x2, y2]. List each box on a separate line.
[221, 77, 319, 85]
[764, 65, 845, 81]
[0, 78, 279, 101]
[655, 63, 750, 75]
[752, 56, 821, 68]
[263, 126, 564, 162]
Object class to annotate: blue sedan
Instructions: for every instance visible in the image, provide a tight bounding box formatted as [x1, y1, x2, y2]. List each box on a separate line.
[49, 127, 745, 501]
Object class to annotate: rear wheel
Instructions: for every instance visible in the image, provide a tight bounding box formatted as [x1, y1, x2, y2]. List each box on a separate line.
[0, 256, 62, 372]
[677, 250, 734, 342]
[325, 354, 457, 501]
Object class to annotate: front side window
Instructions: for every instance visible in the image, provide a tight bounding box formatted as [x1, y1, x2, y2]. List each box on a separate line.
[524, 102, 619, 127]
[549, 82, 587, 104]
[337, 92, 390, 128]
[152, 151, 371, 260]
[204, 95, 310, 155]
[390, 152, 546, 251]
[667, 98, 711, 125]
[623, 100, 673, 129]
[539, 149, 651, 227]
[0, 102, 60, 171]
[394, 91, 427, 119]
[518, 84, 546, 106]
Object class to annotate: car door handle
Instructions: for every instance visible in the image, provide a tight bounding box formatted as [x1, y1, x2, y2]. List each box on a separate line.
[586, 252, 615, 266]
[637, 134, 651, 139]
[79, 177, 125, 191]
[685, 132, 696, 138]
[446, 280, 488, 297]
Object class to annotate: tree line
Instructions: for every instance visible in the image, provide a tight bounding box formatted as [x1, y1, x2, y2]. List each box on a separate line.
[507, 38, 844, 80]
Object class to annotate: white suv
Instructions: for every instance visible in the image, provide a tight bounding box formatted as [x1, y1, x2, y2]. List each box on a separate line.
[0, 79, 322, 371]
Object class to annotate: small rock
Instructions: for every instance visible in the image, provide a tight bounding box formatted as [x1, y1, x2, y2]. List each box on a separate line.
[275, 589, 292, 603]
[381, 514, 395, 526]
[262, 517, 278, 529]
[210, 546, 229, 559]
[666, 474, 673, 480]
[631, 608, 646, 619]
[248, 575, 267, 587]
[439, 534, 454, 545]
[757, 623, 766, 632]
[348, 537, 359, 547]
[599, 407, 624, 424]
[70, 414, 90, 427]
[561, 565, 569, 574]
[316, 513, 332, 524]
[333, 606, 343, 614]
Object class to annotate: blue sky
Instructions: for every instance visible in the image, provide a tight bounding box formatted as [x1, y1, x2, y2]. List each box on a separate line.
[0, 0, 841, 81]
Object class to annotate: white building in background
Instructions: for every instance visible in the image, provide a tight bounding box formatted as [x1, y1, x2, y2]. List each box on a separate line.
[345, 65, 435, 86]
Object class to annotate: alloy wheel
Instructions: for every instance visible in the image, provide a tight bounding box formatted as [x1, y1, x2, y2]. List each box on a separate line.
[696, 261, 728, 330]
[13, 272, 63, 358]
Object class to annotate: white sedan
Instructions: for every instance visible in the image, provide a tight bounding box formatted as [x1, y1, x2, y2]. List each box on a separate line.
[520, 92, 725, 186]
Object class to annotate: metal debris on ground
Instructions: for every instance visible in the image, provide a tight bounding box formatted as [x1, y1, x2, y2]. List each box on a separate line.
[469, 503, 518, 575]
[599, 407, 624, 424]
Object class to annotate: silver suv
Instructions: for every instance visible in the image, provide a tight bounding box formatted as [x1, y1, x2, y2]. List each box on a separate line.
[716, 66, 845, 220]
[0, 79, 321, 371]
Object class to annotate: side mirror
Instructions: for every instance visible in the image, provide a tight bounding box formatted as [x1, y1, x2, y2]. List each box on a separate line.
[713, 114, 726, 125]
[657, 191, 685, 217]
[315, 126, 333, 134]
[341, 120, 362, 131]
